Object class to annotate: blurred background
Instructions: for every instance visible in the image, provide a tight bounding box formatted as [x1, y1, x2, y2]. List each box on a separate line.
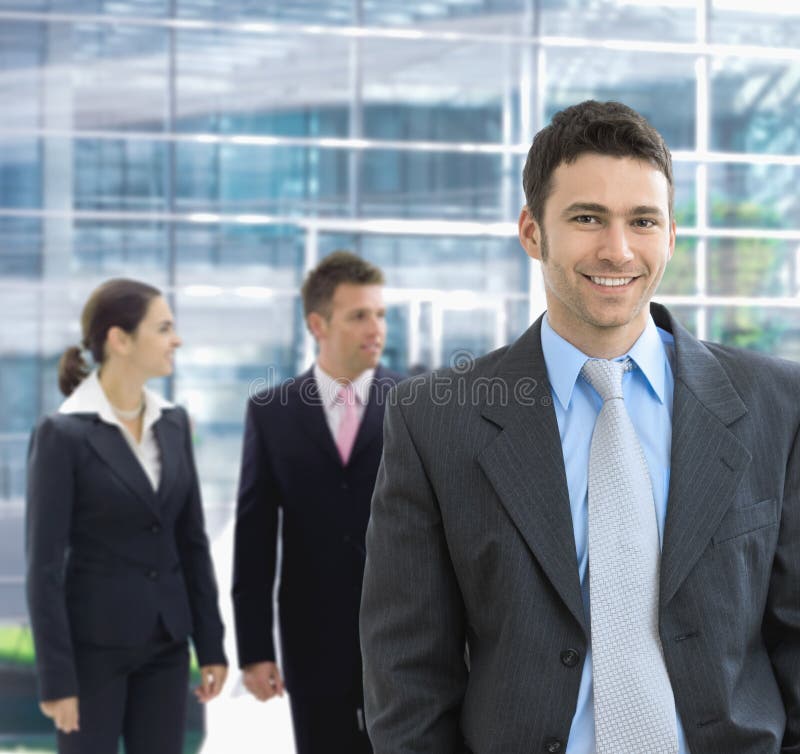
[1, 0, 799, 751]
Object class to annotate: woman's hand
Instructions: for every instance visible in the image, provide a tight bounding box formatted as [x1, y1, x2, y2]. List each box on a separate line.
[194, 664, 228, 703]
[40, 696, 79, 733]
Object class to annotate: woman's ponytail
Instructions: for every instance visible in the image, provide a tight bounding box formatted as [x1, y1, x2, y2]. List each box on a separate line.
[57, 344, 90, 396]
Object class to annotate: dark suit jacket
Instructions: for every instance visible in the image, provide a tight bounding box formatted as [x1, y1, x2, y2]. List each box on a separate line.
[360, 303, 800, 754]
[232, 365, 402, 697]
[26, 405, 226, 702]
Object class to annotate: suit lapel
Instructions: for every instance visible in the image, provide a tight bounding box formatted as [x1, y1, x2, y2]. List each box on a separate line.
[153, 410, 183, 503]
[476, 319, 587, 633]
[654, 305, 751, 606]
[86, 420, 160, 516]
[294, 370, 342, 465]
[349, 366, 391, 464]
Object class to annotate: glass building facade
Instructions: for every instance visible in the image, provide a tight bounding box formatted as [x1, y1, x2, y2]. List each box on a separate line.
[1, 0, 800, 624]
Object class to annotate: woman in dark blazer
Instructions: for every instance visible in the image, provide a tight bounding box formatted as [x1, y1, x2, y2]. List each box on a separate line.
[26, 278, 227, 754]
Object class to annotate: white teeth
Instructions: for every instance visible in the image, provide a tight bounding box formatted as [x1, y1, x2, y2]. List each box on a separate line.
[590, 276, 633, 287]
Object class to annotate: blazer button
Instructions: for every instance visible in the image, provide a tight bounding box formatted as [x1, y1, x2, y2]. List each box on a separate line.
[545, 739, 563, 753]
[560, 648, 580, 667]
[148, 570, 159, 580]
[150, 523, 161, 534]
[340, 482, 349, 491]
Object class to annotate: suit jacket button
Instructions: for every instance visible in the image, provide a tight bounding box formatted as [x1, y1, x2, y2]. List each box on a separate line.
[341, 482, 349, 490]
[545, 739, 563, 753]
[560, 648, 580, 667]
[148, 570, 158, 580]
[150, 523, 161, 534]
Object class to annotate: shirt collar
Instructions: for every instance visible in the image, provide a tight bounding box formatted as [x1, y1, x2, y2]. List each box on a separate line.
[313, 363, 375, 407]
[540, 314, 669, 410]
[59, 369, 173, 435]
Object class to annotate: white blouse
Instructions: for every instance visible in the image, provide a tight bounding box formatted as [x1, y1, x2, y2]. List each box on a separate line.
[58, 370, 173, 491]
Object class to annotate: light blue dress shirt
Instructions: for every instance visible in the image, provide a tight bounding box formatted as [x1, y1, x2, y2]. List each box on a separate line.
[540, 314, 689, 754]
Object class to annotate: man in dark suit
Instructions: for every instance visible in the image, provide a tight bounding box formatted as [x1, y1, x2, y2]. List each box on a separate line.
[360, 101, 800, 753]
[232, 250, 402, 754]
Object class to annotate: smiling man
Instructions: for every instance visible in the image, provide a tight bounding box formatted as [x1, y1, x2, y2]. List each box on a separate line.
[233, 251, 402, 754]
[360, 101, 800, 753]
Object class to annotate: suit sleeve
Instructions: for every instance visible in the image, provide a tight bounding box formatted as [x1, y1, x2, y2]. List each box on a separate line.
[764, 419, 800, 752]
[25, 417, 79, 702]
[360, 394, 468, 754]
[231, 397, 281, 668]
[174, 407, 227, 667]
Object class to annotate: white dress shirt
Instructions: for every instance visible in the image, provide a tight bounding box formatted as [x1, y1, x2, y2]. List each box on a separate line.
[58, 370, 173, 491]
[313, 363, 374, 439]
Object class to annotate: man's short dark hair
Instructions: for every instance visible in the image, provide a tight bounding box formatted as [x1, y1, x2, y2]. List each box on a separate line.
[522, 100, 674, 223]
[301, 250, 385, 319]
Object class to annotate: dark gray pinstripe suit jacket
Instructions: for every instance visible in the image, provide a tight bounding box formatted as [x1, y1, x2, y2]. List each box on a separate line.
[360, 302, 800, 754]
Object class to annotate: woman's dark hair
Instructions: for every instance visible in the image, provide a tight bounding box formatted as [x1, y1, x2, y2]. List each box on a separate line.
[57, 278, 162, 396]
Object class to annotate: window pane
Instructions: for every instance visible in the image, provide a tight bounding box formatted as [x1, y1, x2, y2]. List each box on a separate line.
[74, 138, 166, 212]
[361, 37, 509, 143]
[711, 57, 800, 155]
[710, 2, 800, 46]
[357, 234, 528, 293]
[665, 305, 698, 336]
[709, 163, 800, 229]
[0, 21, 41, 131]
[364, 0, 526, 29]
[442, 309, 501, 364]
[72, 221, 169, 275]
[177, 0, 353, 25]
[674, 161, 697, 227]
[708, 306, 800, 359]
[542, 0, 696, 42]
[174, 225, 304, 276]
[176, 30, 351, 138]
[361, 150, 508, 220]
[659, 238, 696, 296]
[70, 23, 169, 131]
[0, 218, 41, 277]
[0, 138, 40, 210]
[707, 238, 799, 297]
[545, 50, 696, 150]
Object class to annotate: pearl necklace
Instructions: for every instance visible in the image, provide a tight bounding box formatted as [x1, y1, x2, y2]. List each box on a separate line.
[111, 399, 144, 422]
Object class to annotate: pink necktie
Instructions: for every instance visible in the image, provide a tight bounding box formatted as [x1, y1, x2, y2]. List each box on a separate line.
[336, 384, 359, 465]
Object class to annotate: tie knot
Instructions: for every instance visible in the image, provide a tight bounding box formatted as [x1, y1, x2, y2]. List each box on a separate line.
[337, 383, 357, 406]
[581, 358, 631, 401]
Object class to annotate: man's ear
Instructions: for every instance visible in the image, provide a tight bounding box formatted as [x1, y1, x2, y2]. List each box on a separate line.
[306, 311, 327, 341]
[667, 218, 676, 262]
[518, 206, 543, 261]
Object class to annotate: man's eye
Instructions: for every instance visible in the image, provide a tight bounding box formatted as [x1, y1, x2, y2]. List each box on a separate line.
[634, 218, 657, 228]
[573, 215, 598, 224]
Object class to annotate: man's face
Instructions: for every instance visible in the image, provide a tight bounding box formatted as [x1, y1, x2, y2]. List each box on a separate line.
[518, 153, 675, 353]
[310, 283, 386, 380]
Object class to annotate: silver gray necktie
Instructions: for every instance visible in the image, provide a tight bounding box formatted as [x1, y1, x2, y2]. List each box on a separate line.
[582, 358, 679, 754]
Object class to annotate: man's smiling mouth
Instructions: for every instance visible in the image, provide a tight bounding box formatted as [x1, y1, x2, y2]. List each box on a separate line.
[587, 275, 636, 287]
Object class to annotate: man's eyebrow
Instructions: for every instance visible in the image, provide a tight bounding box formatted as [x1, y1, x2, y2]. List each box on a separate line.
[561, 202, 609, 217]
[560, 202, 666, 219]
[629, 204, 666, 219]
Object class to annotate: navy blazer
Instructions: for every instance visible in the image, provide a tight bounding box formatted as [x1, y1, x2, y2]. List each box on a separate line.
[232, 365, 402, 697]
[26, 405, 226, 702]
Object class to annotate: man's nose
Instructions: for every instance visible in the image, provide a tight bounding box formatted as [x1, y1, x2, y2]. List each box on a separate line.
[367, 314, 385, 336]
[598, 222, 634, 264]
